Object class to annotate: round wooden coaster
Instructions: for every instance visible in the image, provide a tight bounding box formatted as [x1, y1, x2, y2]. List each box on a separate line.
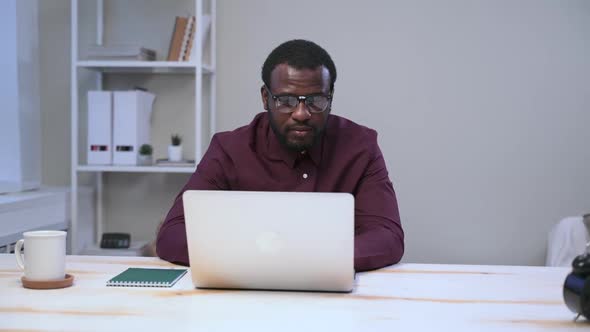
[21, 274, 74, 290]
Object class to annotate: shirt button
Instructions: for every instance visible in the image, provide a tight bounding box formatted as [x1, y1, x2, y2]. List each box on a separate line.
[302, 173, 308, 179]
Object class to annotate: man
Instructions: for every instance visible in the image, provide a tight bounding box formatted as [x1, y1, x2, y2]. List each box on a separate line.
[157, 39, 404, 271]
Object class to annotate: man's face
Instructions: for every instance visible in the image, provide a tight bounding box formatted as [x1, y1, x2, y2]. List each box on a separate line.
[261, 64, 332, 152]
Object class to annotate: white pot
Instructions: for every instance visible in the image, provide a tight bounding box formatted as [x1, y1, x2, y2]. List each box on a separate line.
[137, 154, 153, 166]
[168, 145, 183, 162]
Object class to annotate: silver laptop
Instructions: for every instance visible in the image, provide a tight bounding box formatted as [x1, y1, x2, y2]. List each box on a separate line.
[182, 190, 355, 292]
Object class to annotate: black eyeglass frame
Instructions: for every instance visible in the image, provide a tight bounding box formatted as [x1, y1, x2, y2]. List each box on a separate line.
[264, 85, 333, 114]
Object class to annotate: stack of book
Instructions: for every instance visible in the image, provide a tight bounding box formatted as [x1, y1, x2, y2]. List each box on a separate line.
[87, 44, 156, 61]
[155, 159, 195, 167]
[167, 15, 211, 61]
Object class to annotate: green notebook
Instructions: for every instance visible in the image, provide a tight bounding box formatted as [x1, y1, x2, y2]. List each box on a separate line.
[106, 268, 188, 287]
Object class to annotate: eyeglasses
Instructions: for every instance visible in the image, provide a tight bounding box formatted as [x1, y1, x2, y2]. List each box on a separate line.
[265, 85, 332, 114]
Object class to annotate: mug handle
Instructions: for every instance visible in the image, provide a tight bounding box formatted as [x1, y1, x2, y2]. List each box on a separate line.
[15, 239, 25, 270]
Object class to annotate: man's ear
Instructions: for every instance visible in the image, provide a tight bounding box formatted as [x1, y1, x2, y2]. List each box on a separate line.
[261, 85, 269, 111]
[326, 87, 335, 113]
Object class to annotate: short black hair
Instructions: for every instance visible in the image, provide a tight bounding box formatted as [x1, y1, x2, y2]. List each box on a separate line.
[262, 39, 337, 92]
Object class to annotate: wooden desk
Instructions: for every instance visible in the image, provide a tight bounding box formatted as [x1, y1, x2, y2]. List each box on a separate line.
[0, 254, 585, 331]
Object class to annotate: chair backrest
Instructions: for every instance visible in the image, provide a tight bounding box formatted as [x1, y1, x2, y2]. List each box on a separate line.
[584, 213, 590, 234]
[546, 216, 590, 267]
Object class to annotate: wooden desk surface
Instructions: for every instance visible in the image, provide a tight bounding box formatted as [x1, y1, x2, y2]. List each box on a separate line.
[0, 254, 586, 331]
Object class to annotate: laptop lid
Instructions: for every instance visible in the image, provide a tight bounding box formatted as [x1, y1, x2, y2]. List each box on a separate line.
[183, 190, 355, 292]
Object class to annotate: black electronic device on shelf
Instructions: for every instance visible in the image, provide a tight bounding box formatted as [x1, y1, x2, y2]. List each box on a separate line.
[100, 233, 131, 249]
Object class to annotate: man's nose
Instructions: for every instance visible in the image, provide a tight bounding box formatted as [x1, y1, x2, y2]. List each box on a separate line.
[290, 100, 311, 122]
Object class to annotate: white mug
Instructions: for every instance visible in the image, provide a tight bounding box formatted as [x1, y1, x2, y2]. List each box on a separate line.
[15, 230, 67, 281]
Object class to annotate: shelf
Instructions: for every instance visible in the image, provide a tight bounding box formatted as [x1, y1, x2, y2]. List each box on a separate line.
[77, 165, 195, 174]
[76, 60, 214, 74]
[80, 241, 150, 257]
[70, 0, 216, 254]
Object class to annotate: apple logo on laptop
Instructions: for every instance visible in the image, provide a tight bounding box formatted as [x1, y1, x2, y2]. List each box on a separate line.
[256, 231, 282, 255]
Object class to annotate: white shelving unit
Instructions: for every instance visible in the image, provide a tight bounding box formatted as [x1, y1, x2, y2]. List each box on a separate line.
[76, 165, 195, 174]
[70, 0, 216, 254]
[76, 60, 214, 74]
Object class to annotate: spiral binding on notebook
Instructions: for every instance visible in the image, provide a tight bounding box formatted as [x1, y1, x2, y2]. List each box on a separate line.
[106, 268, 188, 288]
[106, 280, 170, 287]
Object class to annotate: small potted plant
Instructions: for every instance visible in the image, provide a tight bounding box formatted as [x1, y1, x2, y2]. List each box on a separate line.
[168, 134, 183, 162]
[138, 144, 153, 165]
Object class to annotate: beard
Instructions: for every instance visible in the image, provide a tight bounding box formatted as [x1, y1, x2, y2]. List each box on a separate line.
[268, 110, 326, 152]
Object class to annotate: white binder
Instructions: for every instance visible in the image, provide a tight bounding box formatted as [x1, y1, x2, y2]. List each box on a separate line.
[113, 90, 156, 165]
[87, 91, 113, 165]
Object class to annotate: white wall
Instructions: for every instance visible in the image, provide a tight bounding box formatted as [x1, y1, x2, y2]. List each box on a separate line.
[39, 0, 590, 265]
[218, 0, 590, 265]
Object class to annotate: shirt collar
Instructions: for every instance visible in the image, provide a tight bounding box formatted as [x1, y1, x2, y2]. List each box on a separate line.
[262, 113, 324, 168]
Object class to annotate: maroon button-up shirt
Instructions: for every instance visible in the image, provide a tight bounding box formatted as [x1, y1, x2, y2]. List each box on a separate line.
[157, 112, 404, 271]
